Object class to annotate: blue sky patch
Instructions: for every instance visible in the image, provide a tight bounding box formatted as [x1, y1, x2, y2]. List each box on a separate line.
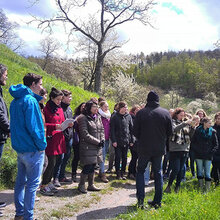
[162, 2, 184, 15]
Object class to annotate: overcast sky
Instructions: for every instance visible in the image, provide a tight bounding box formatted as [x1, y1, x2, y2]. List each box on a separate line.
[0, 0, 219, 57]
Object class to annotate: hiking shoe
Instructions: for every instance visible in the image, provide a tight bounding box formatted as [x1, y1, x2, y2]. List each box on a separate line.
[59, 177, 72, 183]
[48, 183, 59, 193]
[0, 202, 6, 208]
[40, 185, 54, 196]
[14, 215, 24, 220]
[147, 200, 161, 209]
[53, 178, 61, 187]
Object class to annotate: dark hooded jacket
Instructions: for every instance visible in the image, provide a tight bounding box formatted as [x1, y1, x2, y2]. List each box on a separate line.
[133, 99, 173, 158]
[0, 86, 10, 144]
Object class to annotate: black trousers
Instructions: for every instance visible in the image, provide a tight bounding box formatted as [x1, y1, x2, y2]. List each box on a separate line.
[128, 147, 138, 175]
[42, 155, 60, 185]
[212, 161, 220, 183]
[114, 145, 128, 173]
[72, 144, 80, 175]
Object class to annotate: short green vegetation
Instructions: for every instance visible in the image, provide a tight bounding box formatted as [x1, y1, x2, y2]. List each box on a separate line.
[117, 179, 220, 220]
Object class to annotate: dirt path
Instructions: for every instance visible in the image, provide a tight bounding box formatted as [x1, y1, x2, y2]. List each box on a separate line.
[0, 174, 154, 220]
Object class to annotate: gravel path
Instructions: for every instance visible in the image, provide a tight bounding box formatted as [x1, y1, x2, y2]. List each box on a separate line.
[0, 175, 154, 220]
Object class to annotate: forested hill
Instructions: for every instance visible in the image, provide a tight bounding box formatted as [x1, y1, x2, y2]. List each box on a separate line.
[0, 44, 113, 110]
[127, 49, 220, 98]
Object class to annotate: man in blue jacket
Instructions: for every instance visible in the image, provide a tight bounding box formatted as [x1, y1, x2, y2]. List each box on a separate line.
[9, 73, 47, 220]
[0, 64, 10, 217]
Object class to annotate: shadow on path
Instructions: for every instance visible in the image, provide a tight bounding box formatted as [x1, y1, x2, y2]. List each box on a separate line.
[76, 205, 136, 220]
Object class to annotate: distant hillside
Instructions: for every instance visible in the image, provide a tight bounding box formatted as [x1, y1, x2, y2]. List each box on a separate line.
[0, 44, 114, 110]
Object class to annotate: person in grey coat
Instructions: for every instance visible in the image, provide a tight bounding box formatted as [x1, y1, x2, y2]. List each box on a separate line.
[77, 101, 105, 193]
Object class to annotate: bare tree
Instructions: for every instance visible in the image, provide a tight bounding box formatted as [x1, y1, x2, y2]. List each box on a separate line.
[32, 0, 156, 93]
[0, 9, 25, 52]
[39, 37, 61, 70]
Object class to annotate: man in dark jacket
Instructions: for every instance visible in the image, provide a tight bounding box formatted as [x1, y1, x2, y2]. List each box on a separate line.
[110, 101, 133, 179]
[0, 64, 10, 217]
[133, 91, 173, 209]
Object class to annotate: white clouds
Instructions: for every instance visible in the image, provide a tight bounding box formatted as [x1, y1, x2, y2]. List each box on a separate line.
[2, 0, 220, 56]
[119, 0, 219, 54]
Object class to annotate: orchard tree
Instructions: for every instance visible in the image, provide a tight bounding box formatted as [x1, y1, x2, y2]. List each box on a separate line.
[33, 0, 156, 93]
[0, 9, 25, 52]
[39, 37, 61, 70]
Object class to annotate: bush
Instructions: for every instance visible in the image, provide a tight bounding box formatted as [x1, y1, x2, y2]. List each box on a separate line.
[0, 148, 17, 188]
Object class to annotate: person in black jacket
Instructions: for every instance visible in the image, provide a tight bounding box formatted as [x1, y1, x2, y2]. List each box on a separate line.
[212, 112, 220, 186]
[191, 117, 218, 191]
[110, 101, 133, 180]
[133, 91, 173, 209]
[53, 90, 74, 184]
[128, 105, 140, 180]
[0, 64, 10, 217]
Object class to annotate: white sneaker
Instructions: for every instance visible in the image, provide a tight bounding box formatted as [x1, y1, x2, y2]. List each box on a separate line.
[48, 183, 59, 193]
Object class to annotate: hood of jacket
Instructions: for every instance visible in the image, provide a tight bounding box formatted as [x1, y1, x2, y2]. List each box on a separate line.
[9, 84, 42, 102]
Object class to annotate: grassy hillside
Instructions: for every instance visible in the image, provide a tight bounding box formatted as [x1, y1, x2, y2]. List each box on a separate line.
[0, 44, 114, 188]
[0, 44, 115, 110]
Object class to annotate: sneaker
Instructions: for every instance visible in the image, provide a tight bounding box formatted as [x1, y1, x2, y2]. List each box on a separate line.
[48, 183, 59, 193]
[40, 185, 54, 196]
[35, 196, 40, 201]
[53, 178, 61, 187]
[106, 169, 113, 174]
[128, 174, 135, 180]
[72, 174, 77, 182]
[0, 211, 3, 217]
[59, 177, 72, 183]
[0, 202, 6, 208]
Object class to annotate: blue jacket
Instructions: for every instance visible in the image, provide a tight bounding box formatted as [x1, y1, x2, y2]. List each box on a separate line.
[9, 84, 47, 153]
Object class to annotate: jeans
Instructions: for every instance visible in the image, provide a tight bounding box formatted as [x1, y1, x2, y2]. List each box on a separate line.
[136, 155, 163, 205]
[144, 162, 151, 185]
[168, 152, 187, 187]
[14, 151, 44, 220]
[128, 147, 138, 175]
[196, 159, 212, 181]
[162, 152, 169, 174]
[53, 154, 63, 180]
[99, 140, 109, 173]
[59, 138, 73, 179]
[72, 144, 80, 175]
[114, 145, 128, 173]
[0, 143, 4, 160]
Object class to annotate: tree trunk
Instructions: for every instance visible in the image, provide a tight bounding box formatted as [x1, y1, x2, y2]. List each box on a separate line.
[94, 44, 104, 94]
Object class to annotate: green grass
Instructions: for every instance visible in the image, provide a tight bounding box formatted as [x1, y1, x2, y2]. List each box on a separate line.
[117, 179, 220, 220]
[0, 43, 115, 188]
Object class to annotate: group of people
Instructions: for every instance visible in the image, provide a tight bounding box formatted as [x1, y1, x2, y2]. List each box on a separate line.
[0, 63, 219, 219]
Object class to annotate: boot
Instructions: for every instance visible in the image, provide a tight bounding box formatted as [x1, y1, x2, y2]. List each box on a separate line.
[164, 184, 171, 193]
[174, 185, 180, 193]
[78, 173, 87, 194]
[99, 172, 109, 183]
[205, 180, 211, 192]
[87, 173, 101, 191]
[198, 179, 204, 192]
